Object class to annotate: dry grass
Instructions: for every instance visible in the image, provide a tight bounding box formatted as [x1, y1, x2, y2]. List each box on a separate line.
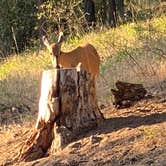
[1, 98, 166, 166]
[0, 15, 166, 115]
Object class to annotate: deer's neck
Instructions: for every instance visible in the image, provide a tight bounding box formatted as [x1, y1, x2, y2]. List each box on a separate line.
[59, 51, 74, 60]
[59, 51, 75, 67]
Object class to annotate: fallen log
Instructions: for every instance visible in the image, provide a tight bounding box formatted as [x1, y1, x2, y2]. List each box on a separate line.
[18, 67, 104, 162]
[111, 81, 147, 108]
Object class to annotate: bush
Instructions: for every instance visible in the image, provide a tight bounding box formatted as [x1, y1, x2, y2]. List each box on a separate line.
[0, 0, 38, 57]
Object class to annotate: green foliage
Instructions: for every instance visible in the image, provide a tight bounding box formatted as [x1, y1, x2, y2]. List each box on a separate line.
[38, 0, 85, 36]
[125, 0, 165, 21]
[0, 0, 38, 56]
[0, 0, 165, 57]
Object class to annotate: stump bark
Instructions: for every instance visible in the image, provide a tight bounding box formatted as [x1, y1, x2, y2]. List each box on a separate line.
[111, 81, 147, 108]
[18, 67, 103, 162]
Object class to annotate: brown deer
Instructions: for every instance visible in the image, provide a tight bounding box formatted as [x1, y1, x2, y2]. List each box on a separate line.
[42, 32, 100, 79]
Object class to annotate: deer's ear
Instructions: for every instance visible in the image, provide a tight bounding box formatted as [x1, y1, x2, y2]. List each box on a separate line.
[42, 36, 50, 47]
[57, 32, 64, 44]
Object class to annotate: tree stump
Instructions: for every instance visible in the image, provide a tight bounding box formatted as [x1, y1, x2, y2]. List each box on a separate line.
[111, 81, 147, 108]
[18, 67, 104, 162]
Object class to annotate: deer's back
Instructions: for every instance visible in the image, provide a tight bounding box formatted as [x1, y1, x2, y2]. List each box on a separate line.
[60, 43, 100, 77]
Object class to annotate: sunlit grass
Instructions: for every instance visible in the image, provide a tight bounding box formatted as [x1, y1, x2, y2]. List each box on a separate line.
[0, 16, 166, 111]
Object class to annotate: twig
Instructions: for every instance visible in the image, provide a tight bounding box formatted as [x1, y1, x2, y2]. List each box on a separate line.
[11, 26, 19, 55]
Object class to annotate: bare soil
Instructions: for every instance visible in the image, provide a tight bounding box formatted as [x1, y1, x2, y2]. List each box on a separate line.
[0, 98, 166, 166]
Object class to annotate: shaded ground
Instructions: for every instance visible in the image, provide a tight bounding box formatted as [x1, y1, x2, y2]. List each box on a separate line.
[0, 97, 166, 166]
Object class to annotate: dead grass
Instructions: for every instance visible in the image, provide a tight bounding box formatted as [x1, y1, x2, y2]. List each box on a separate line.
[0, 15, 166, 121]
[1, 98, 166, 166]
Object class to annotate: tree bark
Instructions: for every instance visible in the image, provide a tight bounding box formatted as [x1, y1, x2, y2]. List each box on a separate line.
[108, 0, 117, 27]
[116, 0, 124, 22]
[18, 67, 104, 162]
[101, 0, 107, 25]
[83, 0, 96, 28]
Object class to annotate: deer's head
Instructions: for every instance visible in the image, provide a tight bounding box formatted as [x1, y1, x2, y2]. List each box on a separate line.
[42, 32, 64, 68]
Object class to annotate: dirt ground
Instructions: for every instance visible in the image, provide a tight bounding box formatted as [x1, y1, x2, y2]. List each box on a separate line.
[0, 95, 166, 166]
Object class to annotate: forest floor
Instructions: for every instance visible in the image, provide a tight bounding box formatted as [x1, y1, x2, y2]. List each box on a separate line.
[0, 84, 166, 166]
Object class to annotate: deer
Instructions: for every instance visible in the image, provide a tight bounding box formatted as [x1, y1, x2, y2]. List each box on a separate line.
[42, 32, 100, 79]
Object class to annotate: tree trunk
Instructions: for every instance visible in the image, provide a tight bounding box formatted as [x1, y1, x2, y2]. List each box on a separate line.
[101, 0, 107, 25]
[18, 67, 104, 162]
[108, 0, 117, 27]
[83, 0, 96, 28]
[116, 0, 124, 22]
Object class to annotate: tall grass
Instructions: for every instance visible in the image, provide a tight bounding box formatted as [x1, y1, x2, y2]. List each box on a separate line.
[0, 16, 166, 112]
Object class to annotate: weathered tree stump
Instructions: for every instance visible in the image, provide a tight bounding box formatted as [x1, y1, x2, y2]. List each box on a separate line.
[111, 81, 147, 108]
[18, 67, 103, 162]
